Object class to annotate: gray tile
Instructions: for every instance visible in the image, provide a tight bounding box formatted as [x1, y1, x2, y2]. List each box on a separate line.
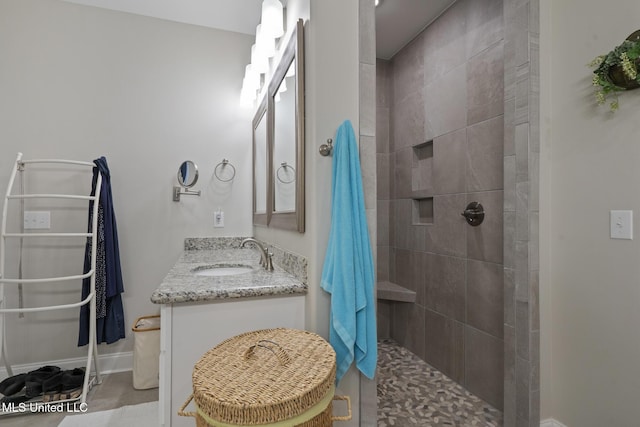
[376, 108, 390, 153]
[394, 199, 412, 250]
[467, 115, 505, 192]
[515, 122, 529, 182]
[505, 267, 516, 327]
[530, 211, 539, 270]
[377, 300, 392, 339]
[360, 135, 376, 209]
[530, 330, 540, 391]
[377, 153, 390, 200]
[516, 356, 530, 421]
[391, 303, 425, 360]
[392, 31, 425, 104]
[504, 211, 516, 269]
[432, 194, 468, 258]
[515, 240, 529, 301]
[467, 260, 504, 338]
[424, 310, 465, 383]
[394, 148, 412, 199]
[360, 63, 376, 137]
[530, 269, 539, 331]
[424, 0, 467, 87]
[504, 325, 517, 426]
[411, 250, 427, 307]
[425, 253, 466, 322]
[530, 389, 540, 427]
[358, 0, 375, 65]
[389, 199, 397, 247]
[389, 246, 397, 283]
[433, 128, 467, 195]
[516, 300, 530, 360]
[377, 245, 389, 282]
[512, 3, 530, 68]
[393, 90, 426, 150]
[467, 42, 504, 125]
[377, 199, 389, 246]
[395, 248, 412, 290]
[515, 64, 530, 125]
[466, 0, 504, 59]
[516, 181, 529, 241]
[389, 151, 396, 199]
[504, 155, 516, 211]
[467, 191, 503, 264]
[376, 59, 391, 108]
[504, 97, 516, 156]
[530, 152, 539, 211]
[425, 65, 467, 140]
[465, 327, 504, 410]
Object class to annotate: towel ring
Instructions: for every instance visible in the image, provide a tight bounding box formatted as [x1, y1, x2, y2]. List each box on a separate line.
[214, 159, 236, 182]
[276, 162, 296, 184]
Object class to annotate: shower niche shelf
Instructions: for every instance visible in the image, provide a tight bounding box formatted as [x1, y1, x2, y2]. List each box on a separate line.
[412, 197, 433, 225]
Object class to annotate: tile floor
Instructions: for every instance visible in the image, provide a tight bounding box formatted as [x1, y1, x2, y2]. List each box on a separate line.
[378, 339, 502, 426]
[1, 371, 158, 427]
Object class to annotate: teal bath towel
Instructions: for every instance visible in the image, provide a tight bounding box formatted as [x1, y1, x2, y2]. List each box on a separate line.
[321, 120, 377, 383]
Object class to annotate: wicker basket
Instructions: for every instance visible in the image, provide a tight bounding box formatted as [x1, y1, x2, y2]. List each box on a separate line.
[179, 328, 351, 426]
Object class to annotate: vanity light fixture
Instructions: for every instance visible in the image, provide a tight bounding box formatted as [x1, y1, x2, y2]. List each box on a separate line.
[375, 0, 382, 6]
[261, 0, 284, 39]
[240, 0, 285, 107]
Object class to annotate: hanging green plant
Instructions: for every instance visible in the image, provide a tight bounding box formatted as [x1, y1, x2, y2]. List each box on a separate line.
[590, 30, 640, 112]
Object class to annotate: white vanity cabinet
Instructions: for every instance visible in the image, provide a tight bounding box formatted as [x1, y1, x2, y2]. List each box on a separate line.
[159, 295, 305, 427]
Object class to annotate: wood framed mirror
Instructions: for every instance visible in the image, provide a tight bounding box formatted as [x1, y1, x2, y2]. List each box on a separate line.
[268, 19, 305, 232]
[252, 95, 269, 226]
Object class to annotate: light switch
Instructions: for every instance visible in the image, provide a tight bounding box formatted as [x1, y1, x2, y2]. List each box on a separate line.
[24, 211, 50, 230]
[610, 210, 633, 240]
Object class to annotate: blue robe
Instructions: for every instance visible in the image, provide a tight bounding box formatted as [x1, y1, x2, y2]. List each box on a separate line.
[78, 157, 125, 346]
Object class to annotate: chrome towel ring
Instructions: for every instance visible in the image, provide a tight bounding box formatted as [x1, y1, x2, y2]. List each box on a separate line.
[214, 159, 236, 182]
[276, 162, 296, 184]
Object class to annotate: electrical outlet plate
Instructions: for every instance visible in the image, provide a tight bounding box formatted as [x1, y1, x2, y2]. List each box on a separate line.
[24, 211, 50, 230]
[214, 210, 224, 228]
[610, 210, 633, 240]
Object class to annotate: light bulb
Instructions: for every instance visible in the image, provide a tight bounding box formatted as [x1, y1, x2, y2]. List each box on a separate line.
[251, 44, 269, 74]
[261, 0, 284, 39]
[256, 24, 276, 59]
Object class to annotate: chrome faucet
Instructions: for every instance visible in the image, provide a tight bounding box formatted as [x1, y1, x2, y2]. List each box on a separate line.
[240, 238, 273, 271]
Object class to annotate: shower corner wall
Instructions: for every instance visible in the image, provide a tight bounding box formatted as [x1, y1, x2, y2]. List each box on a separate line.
[375, 0, 506, 413]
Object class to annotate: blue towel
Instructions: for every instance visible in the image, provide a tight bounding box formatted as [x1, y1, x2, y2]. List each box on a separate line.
[321, 120, 377, 383]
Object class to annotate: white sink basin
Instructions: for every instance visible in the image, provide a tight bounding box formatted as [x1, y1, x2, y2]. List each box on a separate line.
[193, 265, 254, 277]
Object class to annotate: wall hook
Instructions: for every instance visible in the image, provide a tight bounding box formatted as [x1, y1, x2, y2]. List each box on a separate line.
[319, 138, 333, 156]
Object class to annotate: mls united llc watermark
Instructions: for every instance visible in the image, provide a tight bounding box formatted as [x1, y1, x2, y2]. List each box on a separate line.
[1, 401, 88, 414]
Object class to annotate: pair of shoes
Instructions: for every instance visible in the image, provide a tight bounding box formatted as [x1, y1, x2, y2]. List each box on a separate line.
[42, 368, 85, 402]
[24, 366, 62, 398]
[0, 373, 27, 397]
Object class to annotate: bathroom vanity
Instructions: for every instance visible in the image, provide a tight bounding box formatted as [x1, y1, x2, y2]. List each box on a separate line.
[151, 237, 307, 427]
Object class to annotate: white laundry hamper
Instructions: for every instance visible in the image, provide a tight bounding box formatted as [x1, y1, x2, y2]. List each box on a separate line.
[131, 315, 161, 389]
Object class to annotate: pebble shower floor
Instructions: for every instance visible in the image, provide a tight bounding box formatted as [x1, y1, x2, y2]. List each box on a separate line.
[377, 339, 502, 426]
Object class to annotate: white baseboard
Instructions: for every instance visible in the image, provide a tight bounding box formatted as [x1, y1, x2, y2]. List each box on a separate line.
[541, 419, 568, 427]
[0, 351, 133, 378]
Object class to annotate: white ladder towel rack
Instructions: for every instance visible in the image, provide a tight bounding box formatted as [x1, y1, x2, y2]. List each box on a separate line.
[0, 152, 103, 406]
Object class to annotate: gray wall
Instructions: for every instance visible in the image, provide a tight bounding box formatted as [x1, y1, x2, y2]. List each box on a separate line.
[0, 0, 254, 365]
[376, 0, 505, 410]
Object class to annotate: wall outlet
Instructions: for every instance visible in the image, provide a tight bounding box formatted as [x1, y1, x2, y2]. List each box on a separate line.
[214, 210, 224, 228]
[24, 211, 50, 230]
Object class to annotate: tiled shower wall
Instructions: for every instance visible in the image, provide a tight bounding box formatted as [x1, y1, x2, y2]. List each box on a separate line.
[376, 0, 505, 410]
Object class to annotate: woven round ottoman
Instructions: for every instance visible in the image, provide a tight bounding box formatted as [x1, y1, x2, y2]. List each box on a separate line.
[179, 328, 351, 426]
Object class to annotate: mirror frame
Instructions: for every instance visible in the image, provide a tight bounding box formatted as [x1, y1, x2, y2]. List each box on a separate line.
[267, 19, 305, 233]
[252, 95, 269, 227]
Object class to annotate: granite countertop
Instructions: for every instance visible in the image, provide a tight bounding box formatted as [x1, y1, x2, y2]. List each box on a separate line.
[151, 248, 307, 304]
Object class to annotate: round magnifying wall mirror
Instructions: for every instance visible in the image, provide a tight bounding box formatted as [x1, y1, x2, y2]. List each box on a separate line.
[177, 160, 199, 188]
